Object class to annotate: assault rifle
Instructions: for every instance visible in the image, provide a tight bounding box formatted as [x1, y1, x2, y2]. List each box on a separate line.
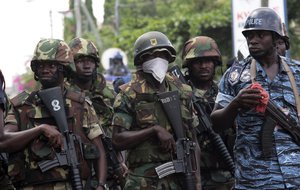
[101, 136, 126, 188]
[169, 65, 235, 175]
[38, 87, 83, 190]
[262, 99, 300, 157]
[155, 90, 197, 190]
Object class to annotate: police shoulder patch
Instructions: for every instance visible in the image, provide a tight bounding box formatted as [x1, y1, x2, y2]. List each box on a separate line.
[228, 64, 242, 86]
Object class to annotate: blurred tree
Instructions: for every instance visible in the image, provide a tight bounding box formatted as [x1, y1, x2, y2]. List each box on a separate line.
[62, 0, 300, 77]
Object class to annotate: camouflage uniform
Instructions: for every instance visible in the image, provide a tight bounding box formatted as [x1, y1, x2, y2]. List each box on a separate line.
[182, 36, 234, 190]
[0, 70, 15, 190]
[67, 73, 115, 136]
[4, 39, 103, 189]
[68, 37, 115, 136]
[113, 71, 199, 190]
[68, 37, 119, 189]
[217, 56, 300, 189]
[215, 8, 300, 189]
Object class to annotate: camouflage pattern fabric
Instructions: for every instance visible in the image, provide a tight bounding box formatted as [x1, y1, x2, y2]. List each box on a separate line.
[216, 56, 300, 189]
[31, 39, 73, 66]
[124, 163, 183, 190]
[67, 72, 115, 136]
[113, 71, 199, 189]
[0, 84, 15, 190]
[5, 89, 102, 188]
[182, 36, 222, 67]
[66, 73, 118, 189]
[17, 181, 72, 190]
[69, 37, 99, 65]
[193, 82, 234, 190]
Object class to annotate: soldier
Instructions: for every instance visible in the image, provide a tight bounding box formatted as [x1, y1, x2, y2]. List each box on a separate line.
[0, 70, 15, 190]
[112, 31, 201, 190]
[3, 39, 107, 189]
[68, 37, 115, 136]
[211, 7, 300, 189]
[68, 37, 126, 190]
[181, 36, 234, 190]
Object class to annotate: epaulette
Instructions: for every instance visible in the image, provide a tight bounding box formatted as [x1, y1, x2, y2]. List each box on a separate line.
[65, 89, 85, 104]
[10, 91, 31, 107]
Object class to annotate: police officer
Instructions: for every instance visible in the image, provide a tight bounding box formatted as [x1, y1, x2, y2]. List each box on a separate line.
[107, 51, 130, 77]
[181, 36, 234, 190]
[112, 31, 201, 190]
[211, 7, 300, 189]
[0, 70, 14, 190]
[4, 39, 107, 189]
[68, 37, 126, 190]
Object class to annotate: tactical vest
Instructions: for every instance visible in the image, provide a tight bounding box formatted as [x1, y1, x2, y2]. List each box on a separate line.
[120, 72, 195, 168]
[8, 89, 95, 186]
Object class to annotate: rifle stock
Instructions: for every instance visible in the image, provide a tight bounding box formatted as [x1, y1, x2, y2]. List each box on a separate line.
[262, 99, 300, 157]
[38, 87, 83, 190]
[169, 65, 235, 175]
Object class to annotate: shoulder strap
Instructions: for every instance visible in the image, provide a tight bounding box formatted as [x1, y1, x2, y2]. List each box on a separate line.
[65, 89, 85, 103]
[250, 59, 300, 121]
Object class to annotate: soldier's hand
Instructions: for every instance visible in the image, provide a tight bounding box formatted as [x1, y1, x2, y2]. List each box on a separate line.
[153, 125, 176, 153]
[232, 88, 262, 110]
[121, 162, 128, 177]
[40, 124, 64, 150]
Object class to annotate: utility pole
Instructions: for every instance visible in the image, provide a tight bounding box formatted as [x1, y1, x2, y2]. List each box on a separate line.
[81, 2, 103, 50]
[261, 0, 268, 7]
[49, 10, 53, 38]
[75, 0, 82, 37]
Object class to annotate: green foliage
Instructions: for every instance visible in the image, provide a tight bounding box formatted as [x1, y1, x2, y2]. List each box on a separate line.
[101, 0, 232, 73]
[65, 0, 300, 76]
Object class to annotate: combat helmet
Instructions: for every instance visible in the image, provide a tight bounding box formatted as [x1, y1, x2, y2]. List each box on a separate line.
[281, 22, 290, 50]
[69, 37, 100, 66]
[242, 7, 283, 37]
[182, 36, 222, 68]
[133, 31, 176, 65]
[31, 38, 74, 76]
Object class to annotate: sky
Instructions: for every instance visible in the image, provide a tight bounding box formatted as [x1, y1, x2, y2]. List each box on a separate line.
[0, 0, 104, 88]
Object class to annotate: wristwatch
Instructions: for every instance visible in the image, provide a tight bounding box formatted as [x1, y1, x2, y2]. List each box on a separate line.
[98, 181, 108, 189]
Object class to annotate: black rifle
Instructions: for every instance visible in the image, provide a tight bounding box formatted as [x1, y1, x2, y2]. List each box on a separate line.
[101, 136, 125, 188]
[262, 99, 300, 157]
[38, 87, 83, 190]
[155, 90, 196, 190]
[169, 65, 235, 175]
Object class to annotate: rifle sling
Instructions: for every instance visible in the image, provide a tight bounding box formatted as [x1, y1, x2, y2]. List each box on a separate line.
[250, 58, 300, 121]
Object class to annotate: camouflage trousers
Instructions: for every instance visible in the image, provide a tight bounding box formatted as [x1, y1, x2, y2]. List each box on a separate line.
[15, 182, 72, 190]
[0, 174, 15, 190]
[14, 181, 92, 190]
[124, 164, 184, 190]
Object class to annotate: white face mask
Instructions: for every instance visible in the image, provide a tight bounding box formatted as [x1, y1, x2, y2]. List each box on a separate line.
[142, 57, 169, 83]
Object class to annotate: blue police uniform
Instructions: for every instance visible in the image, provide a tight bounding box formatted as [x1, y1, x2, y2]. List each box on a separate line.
[216, 56, 300, 189]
